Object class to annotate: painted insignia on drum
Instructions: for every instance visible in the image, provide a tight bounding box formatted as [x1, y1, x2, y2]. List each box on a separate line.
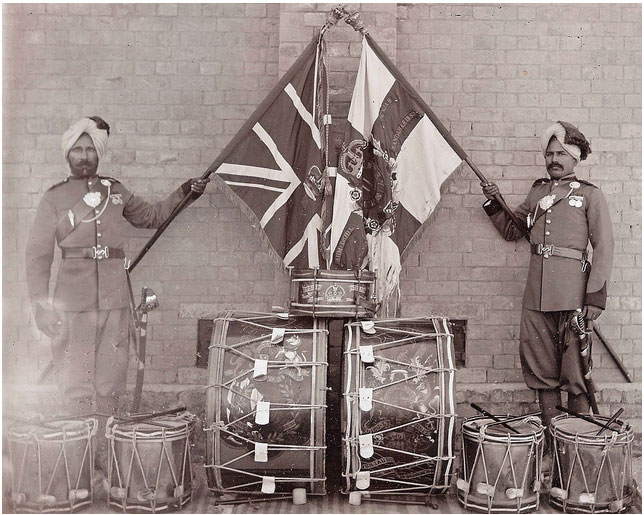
[221, 322, 312, 454]
[324, 283, 345, 302]
[340, 139, 367, 178]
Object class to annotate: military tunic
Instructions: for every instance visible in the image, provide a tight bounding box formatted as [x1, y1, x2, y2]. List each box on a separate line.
[483, 175, 614, 393]
[25, 174, 188, 409]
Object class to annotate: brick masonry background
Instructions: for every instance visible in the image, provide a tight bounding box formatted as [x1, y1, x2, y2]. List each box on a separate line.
[3, 4, 641, 430]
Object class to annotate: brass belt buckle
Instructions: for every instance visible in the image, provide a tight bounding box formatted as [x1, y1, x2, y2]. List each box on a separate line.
[92, 246, 109, 260]
[538, 243, 554, 258]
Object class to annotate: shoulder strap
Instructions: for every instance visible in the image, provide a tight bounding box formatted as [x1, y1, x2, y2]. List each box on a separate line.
[55, 179, 111, 243]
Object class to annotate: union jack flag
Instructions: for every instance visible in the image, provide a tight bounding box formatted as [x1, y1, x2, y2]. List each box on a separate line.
[210, 38, 329, 268]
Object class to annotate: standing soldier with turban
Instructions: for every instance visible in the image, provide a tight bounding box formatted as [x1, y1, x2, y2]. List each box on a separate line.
[480, 121, 614, 466]
[25, 116, 209, 474]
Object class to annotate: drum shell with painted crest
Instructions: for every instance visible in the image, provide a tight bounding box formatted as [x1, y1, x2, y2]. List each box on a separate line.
[289, 269, 376, 318]
[343, 317, 456, 499]
[7, 418, 97, 513]
[549, 414, 633, 513]
[458, 415, 544, 513]
[106, 411, 196, 512]
[205, 311, 328, 496]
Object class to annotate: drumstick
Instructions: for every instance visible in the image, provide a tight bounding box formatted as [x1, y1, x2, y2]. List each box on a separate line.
[556, 405, 621, 433]
[484, 411, 542, 428]
[470, 403, 520, 434]
[595, 408, 624, 436]
[118, 406, 186, 423]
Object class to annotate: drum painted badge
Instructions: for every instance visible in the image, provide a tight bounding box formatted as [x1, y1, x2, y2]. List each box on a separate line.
[342, 318, 456, 505]
[204, 312, 328, 501]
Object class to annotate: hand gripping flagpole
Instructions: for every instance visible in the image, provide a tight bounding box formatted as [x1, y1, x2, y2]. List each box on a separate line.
[342, 7, 529, 242]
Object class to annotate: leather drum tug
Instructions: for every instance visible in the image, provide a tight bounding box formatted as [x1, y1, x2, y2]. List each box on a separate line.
[549, 414, 634, 514]
[342, 317, 456, 505]
[7, 418, 97, 513]
[457, 415, 544, 513]
[205, 312, 328, 503]
[288, 269, 377, 318]
[106, 411, 196, 512]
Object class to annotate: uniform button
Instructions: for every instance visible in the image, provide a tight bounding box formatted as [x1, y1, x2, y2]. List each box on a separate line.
[96, 220, 101, 225]
[96, 244, 101, 248]
[97, 232, 102, 238]
[95, 209, 100, 214]
[546, 219, 551, 224]
[544, 254, 549, 259]
[88, 181, 93, 186]
[554, 182, 558, 186]
[547, 209, 552, 213]
[545, 231, 550, 236]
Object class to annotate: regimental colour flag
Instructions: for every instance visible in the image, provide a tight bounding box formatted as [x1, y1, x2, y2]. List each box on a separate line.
[330, 35, 463, 315]
[210, 38, 330, 269]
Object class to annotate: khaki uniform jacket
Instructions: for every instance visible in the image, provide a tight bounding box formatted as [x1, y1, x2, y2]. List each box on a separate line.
[26, 175, 187, 312]
[483, 175, 614, 312]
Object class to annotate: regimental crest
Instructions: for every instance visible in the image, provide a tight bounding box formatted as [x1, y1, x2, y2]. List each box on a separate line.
[303, 165, 324, 201]
[110, 193, 123, 205]
[340, 139, 367, 179]
[325, 283, 345, 302]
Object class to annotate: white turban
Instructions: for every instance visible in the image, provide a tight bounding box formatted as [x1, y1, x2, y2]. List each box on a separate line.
[541, 121, 591, 163]
[61, 118, 109, 161]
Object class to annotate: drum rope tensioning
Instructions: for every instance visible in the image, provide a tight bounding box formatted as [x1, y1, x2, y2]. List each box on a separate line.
[204, 312, 329, 502]
[343, 317, 457, 505]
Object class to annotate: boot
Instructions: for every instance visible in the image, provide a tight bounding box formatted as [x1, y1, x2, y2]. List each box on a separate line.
[538, 389, 561, 475]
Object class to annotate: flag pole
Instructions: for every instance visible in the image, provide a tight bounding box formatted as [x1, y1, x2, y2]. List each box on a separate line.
[128, 37, 323, 272]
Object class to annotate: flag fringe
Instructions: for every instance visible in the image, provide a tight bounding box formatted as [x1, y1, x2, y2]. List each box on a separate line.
[212, 174, 288, 273]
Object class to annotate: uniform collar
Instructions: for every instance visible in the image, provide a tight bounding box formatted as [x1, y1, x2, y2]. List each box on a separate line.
[69, 173, 98, 181]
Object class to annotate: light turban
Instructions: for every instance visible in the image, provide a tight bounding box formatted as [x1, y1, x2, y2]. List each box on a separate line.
[61, 118, 109, 161]
[541, 121, 591, 163]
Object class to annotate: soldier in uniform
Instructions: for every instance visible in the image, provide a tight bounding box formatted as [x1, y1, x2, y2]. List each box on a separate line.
[25, 116, 209, 420]
[480, 121, 614, 457]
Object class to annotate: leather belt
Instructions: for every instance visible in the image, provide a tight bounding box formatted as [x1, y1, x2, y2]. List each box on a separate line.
[62, 246, 125, 260]
[531, 243, 585, 261]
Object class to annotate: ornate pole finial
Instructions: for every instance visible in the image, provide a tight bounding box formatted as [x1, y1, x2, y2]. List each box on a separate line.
[320, 4, 347, 37]
[344, 9, 368, 36]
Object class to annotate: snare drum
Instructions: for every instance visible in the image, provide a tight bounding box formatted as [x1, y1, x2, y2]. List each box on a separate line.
[205, 312, 328, 498]
[7, 418, 97, 513]
[549, 414, 634, 513]
[343, 318, 456, 502]
[457, 415, 544, 513]
[106, 411, 196, 512]
[289, 268, 376, 317]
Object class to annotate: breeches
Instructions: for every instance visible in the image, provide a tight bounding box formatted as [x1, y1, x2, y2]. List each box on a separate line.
[519, 307, 586, 395]
[50, 308, 129, 412]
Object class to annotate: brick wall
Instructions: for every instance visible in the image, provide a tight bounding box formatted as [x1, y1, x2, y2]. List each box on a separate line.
[3, 4, 641, 428]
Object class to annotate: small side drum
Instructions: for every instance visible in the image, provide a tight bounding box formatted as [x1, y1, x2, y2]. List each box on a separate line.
[7, 418, 97, 513]
[343, 318, 457, 502]
[457, 415, 544, 513]
[288, 268, 377, 318]
[106, 411, 196, 512]
[549, 414, 634, 513]
[205, 312, 328, 499]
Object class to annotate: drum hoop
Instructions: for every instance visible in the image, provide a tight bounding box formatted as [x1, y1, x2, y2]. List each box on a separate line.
[8, 418, 98, 441]
[551, 414, 633, 444]
[462, 415, 544, 442]
[107, 413, 195, 439]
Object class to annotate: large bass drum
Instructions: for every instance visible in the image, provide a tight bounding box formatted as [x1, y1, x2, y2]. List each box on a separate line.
[205, 312, 328, 499]
[549, 414, 634, 513]
[342, 318, 456, 504]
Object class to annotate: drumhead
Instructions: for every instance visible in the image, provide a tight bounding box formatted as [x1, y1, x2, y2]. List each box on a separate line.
[551, 414, 632, 443]
[107, 412, 196, 440]
[8, 418, 97, 441]
[462, 415, 543, 441]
